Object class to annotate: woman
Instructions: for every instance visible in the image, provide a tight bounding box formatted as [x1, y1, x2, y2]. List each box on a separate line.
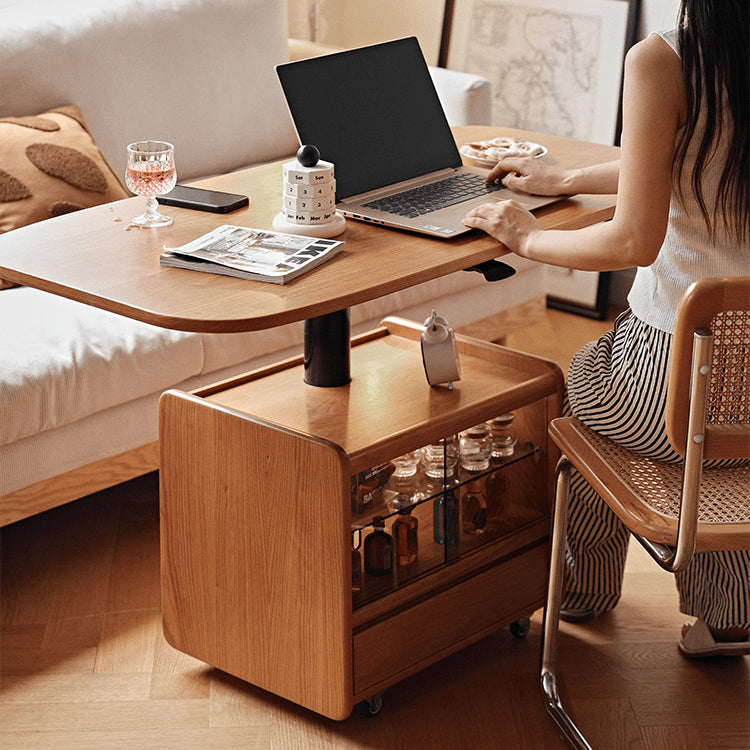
[463, 0, 749, 656]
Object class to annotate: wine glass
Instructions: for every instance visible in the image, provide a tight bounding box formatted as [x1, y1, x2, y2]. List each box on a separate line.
[125, 141, 177, 227]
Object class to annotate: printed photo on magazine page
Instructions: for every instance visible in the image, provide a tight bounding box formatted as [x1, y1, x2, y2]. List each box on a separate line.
[160, 224, 344, 284]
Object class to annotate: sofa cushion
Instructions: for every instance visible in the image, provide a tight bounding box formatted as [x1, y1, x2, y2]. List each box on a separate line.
[0, 287, 204, 447]
[0, 0, 298, 181]
[0, 105, 127, 235]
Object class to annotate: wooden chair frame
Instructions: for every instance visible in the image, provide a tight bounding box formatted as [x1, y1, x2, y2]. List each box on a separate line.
[539, 277, 750, 749]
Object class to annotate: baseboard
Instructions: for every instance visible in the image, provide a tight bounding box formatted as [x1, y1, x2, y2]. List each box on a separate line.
[0, 441, 159, 526]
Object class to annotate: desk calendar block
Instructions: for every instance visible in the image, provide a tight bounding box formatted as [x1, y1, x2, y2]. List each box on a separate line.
[274, 145, 346, 238]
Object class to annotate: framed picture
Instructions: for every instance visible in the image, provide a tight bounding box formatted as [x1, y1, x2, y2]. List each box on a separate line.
[546, 268, 611, 320]
[440, 0, 633, 145]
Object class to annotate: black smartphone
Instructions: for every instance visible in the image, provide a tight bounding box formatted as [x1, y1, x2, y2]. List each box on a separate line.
[157, 185, 249, 213]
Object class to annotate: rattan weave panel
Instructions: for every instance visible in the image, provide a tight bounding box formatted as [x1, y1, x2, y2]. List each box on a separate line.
[707, 309, 750, 425]
[573, 421, 750, 525]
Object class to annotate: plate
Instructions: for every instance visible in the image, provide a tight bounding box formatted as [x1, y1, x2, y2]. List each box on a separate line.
[460, 138, 547, 167]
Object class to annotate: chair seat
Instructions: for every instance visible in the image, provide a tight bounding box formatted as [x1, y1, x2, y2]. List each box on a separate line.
[549, 417, 750, 551]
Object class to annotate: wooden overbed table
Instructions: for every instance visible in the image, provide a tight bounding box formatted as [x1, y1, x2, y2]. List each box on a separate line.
[1, 127, 621, 719]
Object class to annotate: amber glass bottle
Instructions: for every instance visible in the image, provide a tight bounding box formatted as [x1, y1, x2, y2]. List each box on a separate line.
[461, 476, 487, 535]
[392, 508, 418, 566]
[364, 517, 394, 576]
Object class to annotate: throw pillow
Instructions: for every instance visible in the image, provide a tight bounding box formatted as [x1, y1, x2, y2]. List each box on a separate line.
[0, 105, 127, 235]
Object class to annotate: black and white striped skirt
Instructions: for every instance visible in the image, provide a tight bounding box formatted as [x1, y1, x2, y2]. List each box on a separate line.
[563, 309, 749, 629]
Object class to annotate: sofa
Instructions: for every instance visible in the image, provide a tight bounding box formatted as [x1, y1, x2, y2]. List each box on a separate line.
[0, 0, 546, 526]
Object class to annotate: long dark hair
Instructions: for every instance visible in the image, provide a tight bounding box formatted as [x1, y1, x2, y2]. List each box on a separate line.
[675, 0, 749, 243]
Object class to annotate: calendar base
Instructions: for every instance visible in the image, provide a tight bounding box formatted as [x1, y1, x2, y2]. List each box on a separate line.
[272, 212, 346, 238]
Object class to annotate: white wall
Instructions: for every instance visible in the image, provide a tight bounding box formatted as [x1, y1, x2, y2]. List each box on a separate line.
[640, 0, 681, 36]
[287, 0, 445, 64]
[287, 0, 683, 60]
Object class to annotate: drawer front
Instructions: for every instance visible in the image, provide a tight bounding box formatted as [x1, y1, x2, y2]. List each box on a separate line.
[353, 543, 548, 696]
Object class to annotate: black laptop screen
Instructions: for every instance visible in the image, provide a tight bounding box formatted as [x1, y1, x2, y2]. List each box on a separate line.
[275, 37, 462, 200]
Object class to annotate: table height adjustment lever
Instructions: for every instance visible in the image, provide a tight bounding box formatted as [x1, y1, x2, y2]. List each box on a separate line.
[463, 260, 517, 282]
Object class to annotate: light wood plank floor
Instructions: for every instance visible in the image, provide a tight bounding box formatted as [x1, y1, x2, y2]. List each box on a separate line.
[2, 307, 748, 750]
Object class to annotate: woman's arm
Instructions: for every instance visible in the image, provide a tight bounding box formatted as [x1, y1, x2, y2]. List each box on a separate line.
[462, 34, 685, 272]
[485, 156, 620, 196]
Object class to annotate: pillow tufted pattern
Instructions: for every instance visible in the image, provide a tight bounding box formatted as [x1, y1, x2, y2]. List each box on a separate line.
[0, 104, 127, 235]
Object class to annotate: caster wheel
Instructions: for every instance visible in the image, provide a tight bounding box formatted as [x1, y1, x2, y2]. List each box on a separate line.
[359, 693, 383, 717]
[510, 617, 531, 638]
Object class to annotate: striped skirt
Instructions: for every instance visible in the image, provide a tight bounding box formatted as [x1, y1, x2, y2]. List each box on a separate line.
[563, 309, 750, 629]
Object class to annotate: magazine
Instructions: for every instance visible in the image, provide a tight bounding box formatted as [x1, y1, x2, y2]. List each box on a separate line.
[159, 224, 344, 284]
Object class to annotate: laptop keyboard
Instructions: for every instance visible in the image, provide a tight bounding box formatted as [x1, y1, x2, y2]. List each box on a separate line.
[363, 173, 503, 218]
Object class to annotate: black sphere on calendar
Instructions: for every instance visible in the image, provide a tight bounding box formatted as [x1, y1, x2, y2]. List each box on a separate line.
[296, 144, 320, 167]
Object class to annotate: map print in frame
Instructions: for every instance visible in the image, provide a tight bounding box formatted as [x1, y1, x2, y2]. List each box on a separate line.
[445, 0, 630, 145]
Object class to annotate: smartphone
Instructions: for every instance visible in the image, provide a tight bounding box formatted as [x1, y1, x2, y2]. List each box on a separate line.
[157, 184, 249, 213]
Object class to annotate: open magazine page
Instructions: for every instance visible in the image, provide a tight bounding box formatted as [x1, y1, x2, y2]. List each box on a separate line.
[160, 225, 344, 284]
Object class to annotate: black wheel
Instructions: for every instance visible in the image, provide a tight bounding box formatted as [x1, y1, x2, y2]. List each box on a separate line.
[359, 693, 383, 717]
[509, 617, 531, 638]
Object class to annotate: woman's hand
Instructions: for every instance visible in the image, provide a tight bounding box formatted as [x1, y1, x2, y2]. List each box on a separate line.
[462, 199, 542, 256]
[486, 156, 571, 196]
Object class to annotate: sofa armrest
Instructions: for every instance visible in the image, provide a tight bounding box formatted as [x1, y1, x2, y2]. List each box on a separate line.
[428, 66, 491, 127]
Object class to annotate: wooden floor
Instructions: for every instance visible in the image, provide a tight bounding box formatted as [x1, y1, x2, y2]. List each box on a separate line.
[2, 307, 748, 750]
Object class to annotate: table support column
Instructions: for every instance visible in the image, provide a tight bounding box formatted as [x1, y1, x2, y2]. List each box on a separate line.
[304, 309, 351, 387]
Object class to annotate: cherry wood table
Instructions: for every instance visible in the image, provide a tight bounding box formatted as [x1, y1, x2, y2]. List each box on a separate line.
[0, 126, 618, 384]
[0, 127, 619, 716]
[0, 126, 618, 327]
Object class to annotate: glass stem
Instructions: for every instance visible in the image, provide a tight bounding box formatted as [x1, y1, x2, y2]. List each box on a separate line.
[145, 197, 158, 215]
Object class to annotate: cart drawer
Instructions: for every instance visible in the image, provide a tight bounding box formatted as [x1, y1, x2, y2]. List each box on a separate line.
[353, 542, 547, 696]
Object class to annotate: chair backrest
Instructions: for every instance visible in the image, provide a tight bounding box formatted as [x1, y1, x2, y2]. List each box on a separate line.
[666, 276, 750, 461]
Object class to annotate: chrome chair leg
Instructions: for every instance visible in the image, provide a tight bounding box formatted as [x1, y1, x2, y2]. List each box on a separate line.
[540, 457, 593, 750]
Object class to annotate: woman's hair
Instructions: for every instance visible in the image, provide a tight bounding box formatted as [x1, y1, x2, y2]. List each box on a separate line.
[675, 0, 749, 243]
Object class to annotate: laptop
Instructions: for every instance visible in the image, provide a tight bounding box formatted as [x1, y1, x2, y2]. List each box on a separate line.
[275, 37, 563, 239]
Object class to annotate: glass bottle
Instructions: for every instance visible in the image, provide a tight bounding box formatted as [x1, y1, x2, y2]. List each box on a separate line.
[351, 530, 362, 594]
[432, 483, 459, 546]
[488, 413, 518, 458]
[392, 508, 418, 566]
[484, 467, 508, 533]
[421, 435, 458, 479]
[459, 423, 492, 471]
[364, 517, 394, 576]
[461, 476, 487, 535]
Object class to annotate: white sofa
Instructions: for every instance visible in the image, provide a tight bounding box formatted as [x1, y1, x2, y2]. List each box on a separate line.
[0, 0, 545, 525]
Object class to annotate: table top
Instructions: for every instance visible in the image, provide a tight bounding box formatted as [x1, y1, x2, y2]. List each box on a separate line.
[0, 126, 619, 333]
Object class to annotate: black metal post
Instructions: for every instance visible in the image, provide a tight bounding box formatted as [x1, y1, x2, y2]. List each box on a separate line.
[303, 308, 351, 387]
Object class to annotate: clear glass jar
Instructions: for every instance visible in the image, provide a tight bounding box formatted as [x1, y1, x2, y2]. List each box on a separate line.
[459, 423, 491, 471]
[420, 435, 458, 479]
[488, 413, 518, 458]
[384, 472, 423, 513]
[391, 450, 420, 477]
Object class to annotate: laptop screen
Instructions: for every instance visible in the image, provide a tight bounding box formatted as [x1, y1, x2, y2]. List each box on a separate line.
[275, 37, 462, 200]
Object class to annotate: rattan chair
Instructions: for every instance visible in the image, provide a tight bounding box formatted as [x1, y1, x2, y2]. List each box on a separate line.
[540, 276, 750, 749]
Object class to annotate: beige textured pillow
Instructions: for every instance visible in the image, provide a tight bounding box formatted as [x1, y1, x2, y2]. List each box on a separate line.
[0, 105, 127, 235]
